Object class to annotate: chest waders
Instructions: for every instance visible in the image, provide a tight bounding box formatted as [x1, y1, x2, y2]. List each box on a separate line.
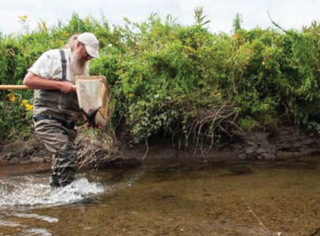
[34, 49, 78, 188]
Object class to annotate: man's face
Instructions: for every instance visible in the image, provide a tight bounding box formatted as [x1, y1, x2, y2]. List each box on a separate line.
[71, 42, 92, 77]
[76, 42, 93, 61]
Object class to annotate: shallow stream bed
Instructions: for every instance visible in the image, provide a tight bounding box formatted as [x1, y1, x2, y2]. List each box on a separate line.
[0, 157, 320, 235]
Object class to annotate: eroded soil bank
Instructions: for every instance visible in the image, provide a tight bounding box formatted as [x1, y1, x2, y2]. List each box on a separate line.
[1, 127, 320, 166]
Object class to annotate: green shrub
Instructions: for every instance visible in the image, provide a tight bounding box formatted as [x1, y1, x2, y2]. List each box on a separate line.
[3, 12, 320, 145]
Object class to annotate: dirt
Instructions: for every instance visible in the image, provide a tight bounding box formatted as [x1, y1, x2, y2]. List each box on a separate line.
[1, 126, 320, 166]
[235, 127, 320, 160]
[0, 136, 51, 165]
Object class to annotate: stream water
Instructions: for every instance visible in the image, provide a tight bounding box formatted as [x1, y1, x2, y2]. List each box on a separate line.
[0, 157, 320, 236]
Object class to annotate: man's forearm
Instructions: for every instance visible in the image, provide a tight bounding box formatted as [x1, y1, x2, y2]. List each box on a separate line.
[23, 72, 76, 93]
[23, 72, 62, 90]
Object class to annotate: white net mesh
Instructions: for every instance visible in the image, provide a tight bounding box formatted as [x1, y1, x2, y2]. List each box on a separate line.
[76, 76, 109, 127]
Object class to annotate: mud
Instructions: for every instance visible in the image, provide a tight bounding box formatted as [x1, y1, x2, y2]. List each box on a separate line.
[2, 127, 320, 167]
[235, 127, 320, 160]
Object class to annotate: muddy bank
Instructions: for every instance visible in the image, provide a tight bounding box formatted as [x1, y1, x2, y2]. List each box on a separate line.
[234, 127, 320, 160]
[0, 135, 50, 165]
[1, 127, 320, 166]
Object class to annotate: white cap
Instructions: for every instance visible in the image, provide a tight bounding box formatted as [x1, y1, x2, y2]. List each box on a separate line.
[77, 32, 100, 58]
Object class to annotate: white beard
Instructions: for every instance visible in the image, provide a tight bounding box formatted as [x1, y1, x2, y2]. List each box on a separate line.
[70, 51, 89, 83]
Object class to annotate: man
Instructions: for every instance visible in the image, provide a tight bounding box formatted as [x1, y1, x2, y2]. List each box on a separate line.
[23, 32, 100, 188]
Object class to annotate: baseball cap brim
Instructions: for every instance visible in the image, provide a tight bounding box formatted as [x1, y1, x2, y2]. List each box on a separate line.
[84, 44, 100, 58]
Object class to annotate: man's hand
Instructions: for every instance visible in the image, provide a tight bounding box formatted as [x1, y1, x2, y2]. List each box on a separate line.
[58, 81, 76, 93]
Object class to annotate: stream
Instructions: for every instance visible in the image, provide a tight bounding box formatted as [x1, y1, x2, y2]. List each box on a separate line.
[0, 157, 320, 235]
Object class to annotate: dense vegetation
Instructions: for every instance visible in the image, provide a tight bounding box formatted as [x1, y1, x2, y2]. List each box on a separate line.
[2, 9, 320, 147]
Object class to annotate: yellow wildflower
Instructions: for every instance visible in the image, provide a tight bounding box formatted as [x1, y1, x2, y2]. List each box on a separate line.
[7, 93, 17, 103]
[25, 104, 34, 111]
[21, 99, 29, 106]
[18, 15, 28, 22]
[232, 33, 239, 40]
[128, 93, 135, 98]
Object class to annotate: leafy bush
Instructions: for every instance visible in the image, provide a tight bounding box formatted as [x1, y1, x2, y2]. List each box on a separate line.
[3, 11, 320, 146]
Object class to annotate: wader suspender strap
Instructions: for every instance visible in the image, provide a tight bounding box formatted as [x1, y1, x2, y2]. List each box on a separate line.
[33, 50, 75, 129]
[59, 49, 67, 80]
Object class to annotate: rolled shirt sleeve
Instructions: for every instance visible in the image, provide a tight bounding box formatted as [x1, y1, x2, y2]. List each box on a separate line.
[28, 49, 63, 80]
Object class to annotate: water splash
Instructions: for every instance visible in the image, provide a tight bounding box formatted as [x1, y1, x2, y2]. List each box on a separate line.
[0, 220, 25, 227]
[13, 213, 59, 223]
[0, 176, 104, 208]
[23, 228, 52, 236]
[0, 169, 145, 209]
